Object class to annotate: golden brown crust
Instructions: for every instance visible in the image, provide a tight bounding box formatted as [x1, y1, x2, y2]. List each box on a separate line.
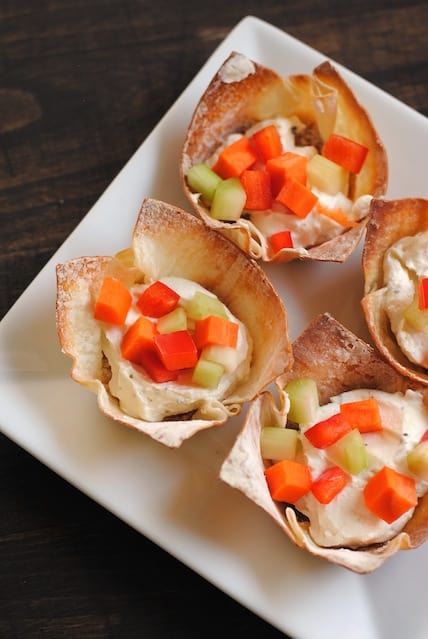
[220, 313, 428, 572]
[362, 198, 428, 385]
[56, 198, 292, 447]
[181, 53, 388, 263]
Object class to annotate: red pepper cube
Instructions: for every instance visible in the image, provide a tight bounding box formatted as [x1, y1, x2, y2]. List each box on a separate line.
[251, 125, 283, 162]
[264, 459, 312, 503]
[311, 466, 349, 504]
[140, 349, 179, 383]
[339, 397, 383, 433]
[269, 230, 294, 254]
[137, 281, 180, 318]
[363, 466, 417, 523]
[322, 133, 368, 174]
[121, 316, 157, 363]
[418, 278, 428, 310]
[212, 137, 258, 179]
[275, 176, 318, 218]
[194, 315, 239, 350]
[304, 412, 352, 449]
[240, 170, 272, 210]
[420, 430, 428, 443]
[94, 277, 132, 326]
[154, 330, 198, 371]
[266, 153, 308, 195]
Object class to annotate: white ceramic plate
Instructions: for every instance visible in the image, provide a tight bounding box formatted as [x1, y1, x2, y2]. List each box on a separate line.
[1, 16, 428, 639]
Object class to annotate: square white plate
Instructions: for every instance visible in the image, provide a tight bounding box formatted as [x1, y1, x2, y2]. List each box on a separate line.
[1, 16, 428, 639]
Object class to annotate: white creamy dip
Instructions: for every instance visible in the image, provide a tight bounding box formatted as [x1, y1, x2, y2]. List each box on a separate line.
[101, 277, 252, 422]
[218, 53, 256, 84]
[295, 388, 428, 548]
[206, 117, 371, 249]
[383, 230, 428, 368]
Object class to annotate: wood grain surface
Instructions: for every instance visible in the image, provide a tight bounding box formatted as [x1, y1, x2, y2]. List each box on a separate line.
[1, 1, 427, 637]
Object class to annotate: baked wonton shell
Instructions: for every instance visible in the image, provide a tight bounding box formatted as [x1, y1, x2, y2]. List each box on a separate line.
[56, 198, 292, 448]
[362, 198, 428, 385]
[181, 52, 387, 263]
[220, 312, 428, 573]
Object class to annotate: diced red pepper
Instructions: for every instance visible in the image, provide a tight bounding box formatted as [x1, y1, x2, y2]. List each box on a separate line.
[212, 137, 258, 179]
[322, 133, 368, 174]
[275, 176, 318, 218]
[420, 430, 428, 443]
[137, 281, 180, 318]
[269, 230, 294, 253]
[418, 278, 428, 310]
[339, 397, 383, 433]
[251, 125, 283, 162]
[264, 459, 312, 503]
[194, 315, 239, 350]
[94, 277, 132, 326]
[240, 169, 272, 210]
[363, 466, 417, 523]
[121, 316, 157, 363]
[154, 330, 198, 371]
[311, 466, 349, 504]
[140, 349, 179, 383]
[266, 153, 307, 195]
[304, 412, 352, 449]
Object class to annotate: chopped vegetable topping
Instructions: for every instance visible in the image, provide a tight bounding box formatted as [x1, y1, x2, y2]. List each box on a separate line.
[251, 124, 283, 161]
[121, 316, 157, 363]
[212, 136, 258, 179]
[264, 459, 312, 503]
[275, 177, 318, 218]
[94, 277, 132, 325]
[322, 133, 368, 174]
[269, 230, 294, 254]
[339, 397, 383, 433]
[363, 466, 417, 523]
[137, 281, 180, 318]
[304, 412, 351, 449]
[311, 466, 349, 504]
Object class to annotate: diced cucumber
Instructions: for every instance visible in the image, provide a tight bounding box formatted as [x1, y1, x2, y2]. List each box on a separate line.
[328, 428, 368, 475]
[187, 163, 222, 203]
[307, 153, 349, 196]
[260, 427, 299, 461]
[192, 358, 225, 389]
[200, 344, 238, 373]
[285, 378, 319, 425]
[210, 177, 246, 221]
[407, 441, 428, 480]
[403, 295, 428, 331]
[186, 291, 228, 321]
[157, 307, 188, 334]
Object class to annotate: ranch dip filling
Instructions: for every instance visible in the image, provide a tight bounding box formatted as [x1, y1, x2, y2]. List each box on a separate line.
[383, 230, 428, 368]
[204, 116, 371, 251]
[100, 277, 252, 422]
[295, 388, 428, 548]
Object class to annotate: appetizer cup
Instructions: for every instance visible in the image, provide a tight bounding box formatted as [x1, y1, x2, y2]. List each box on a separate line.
[56, 198, 292, 447]
[362, 197, 428, 385]
[220, 313, 428, 573]
[181, 52, 387, 263]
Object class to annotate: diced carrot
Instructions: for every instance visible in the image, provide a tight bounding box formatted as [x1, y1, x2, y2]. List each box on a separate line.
[121, 316, 157, 363]
[94, 277, 132, 325]
[322, 133, 368, 174]
[304, 412, 351, 449]
[212, 137, 258, 179]
[137, 281, 180, 318]
[363, 466, 417, 523]
[240, 170, 272, 210]
[339, 397, 383, 433]
[251, 125, 283, 162]
[194, 315, 239, 350]
[418, 278, 428, 310]
[316, 202, 358, 228]
[269, 230, 294, 253]
[140, 349, 179, 383]
[154, 330, 198, 371]
[264, 459, 312, 503]
[311, 466, 349, 504]
[275, 176, 318, 218]
[266, 153, 307, 195]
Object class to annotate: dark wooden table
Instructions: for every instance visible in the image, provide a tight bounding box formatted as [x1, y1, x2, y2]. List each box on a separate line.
[1, 2, 427, 637]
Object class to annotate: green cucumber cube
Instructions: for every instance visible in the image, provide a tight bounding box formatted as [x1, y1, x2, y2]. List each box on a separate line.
[285, 378, 319, 425]
[328, 428, 368, 474]
[403, 295, 428, 331]
[192, 358, 225, 389]
[186, 291, 228, 321]
[307, 153, 349, 196]
[407, 441, 428, 480]
[187, 163, 222, 203]
[210, 177, 246, 221]
[260, 427, 299, 461]
[200, 344, 238, 373]
[157, 307, 188, 334]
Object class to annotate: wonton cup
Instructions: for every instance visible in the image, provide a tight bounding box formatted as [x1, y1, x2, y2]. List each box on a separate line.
[220, 313, 428, 573]
[56, 198, 292, 448]
[362, 198, 428, 385]
[181, 52, 387, 263]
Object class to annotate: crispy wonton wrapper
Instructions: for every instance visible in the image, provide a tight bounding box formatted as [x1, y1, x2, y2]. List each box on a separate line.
[220, 313, 428, 573]
[56, 198, 292, 448]
[181, 52, 387, 263]
[362, 198, 428, 385]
